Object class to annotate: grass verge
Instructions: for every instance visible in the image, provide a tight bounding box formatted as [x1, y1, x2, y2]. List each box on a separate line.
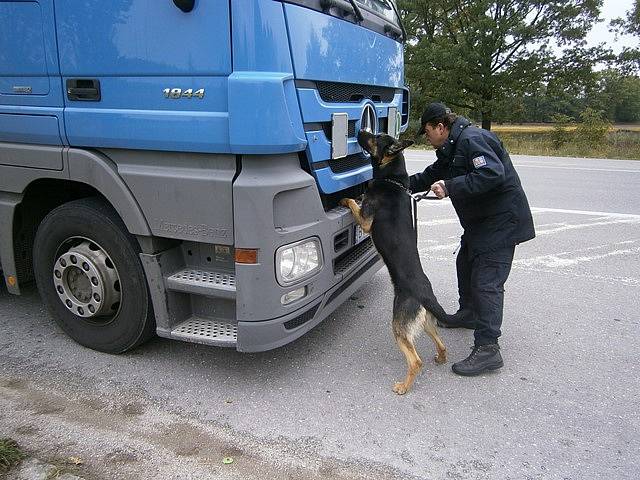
[492, 123, 640, 134]
[498, 130, 640, 160]
[0, 438, 26, 475]
[403, 122, 640, 160]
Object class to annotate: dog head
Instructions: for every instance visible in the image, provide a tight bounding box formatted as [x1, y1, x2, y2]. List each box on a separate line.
[357, 131, 414, 170]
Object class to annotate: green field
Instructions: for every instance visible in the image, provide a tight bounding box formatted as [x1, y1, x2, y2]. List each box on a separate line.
[492, 124, 640, 133]
[405, 123, 640, 160]
[496, 125, 640, 160]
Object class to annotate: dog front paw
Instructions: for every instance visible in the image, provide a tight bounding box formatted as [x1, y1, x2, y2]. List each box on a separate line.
[340, 198, 351, 208]
[393, 382, 409, 395]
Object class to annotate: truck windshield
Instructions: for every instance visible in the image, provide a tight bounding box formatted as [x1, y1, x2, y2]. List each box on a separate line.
[280, 0, 405, 42]
[357, 0, 400, 28]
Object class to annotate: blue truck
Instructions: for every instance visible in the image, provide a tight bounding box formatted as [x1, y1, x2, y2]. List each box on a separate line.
[0, 0, 409, 353]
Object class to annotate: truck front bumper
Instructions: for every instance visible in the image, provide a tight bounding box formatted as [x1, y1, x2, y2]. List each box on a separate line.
[236, 250, 381, 352]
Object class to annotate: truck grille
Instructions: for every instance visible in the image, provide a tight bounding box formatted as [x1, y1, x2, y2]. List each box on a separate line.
[323, 118, 387, 143]
[328, 153, 370, 173]
[316, 81, 396, 103]
[322, 120, 357, 141]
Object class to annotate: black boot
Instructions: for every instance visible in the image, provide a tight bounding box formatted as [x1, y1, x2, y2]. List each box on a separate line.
[452, 344, 503, 376]
[437, 308, 476, 329]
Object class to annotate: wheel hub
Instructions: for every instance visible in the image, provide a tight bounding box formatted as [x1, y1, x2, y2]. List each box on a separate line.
[53, 240, 121, 319]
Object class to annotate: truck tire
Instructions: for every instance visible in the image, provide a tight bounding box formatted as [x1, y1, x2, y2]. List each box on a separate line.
[33, 197, 155, 353]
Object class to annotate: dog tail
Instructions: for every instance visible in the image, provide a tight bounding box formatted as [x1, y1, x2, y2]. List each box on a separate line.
[420, 297, 448, 323]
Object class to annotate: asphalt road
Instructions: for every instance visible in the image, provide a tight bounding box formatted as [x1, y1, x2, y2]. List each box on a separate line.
[1, 152, 639, 480]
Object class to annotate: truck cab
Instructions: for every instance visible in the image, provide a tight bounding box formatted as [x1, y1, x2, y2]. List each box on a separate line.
[0, 0, 409, 352]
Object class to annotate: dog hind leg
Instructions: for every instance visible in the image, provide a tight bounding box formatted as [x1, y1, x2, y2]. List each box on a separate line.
[423, 309, 447, 364]
[393, 334, 423, 395]
[392, 309, 424, 395]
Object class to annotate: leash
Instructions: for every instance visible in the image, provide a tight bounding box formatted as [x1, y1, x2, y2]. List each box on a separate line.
[412, 191, 442, 202]
[409, 188, 445, 230]
[410, 188, 460, 256]
[377, 179, 441, 231]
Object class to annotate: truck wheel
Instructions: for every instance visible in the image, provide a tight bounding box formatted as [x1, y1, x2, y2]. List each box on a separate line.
[33, 197, 155, 353]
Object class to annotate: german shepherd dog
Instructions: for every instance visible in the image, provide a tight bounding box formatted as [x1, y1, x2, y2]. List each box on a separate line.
[340, 131, 448, 395]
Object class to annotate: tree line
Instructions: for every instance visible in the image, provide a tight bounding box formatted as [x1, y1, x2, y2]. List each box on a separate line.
[398, 0, 640, 129]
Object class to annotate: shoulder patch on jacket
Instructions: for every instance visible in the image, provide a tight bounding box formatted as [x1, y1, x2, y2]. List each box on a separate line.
[472, 155, 487, 168]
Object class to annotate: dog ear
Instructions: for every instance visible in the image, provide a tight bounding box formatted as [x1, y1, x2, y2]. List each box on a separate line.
[387, 139, 414, 156]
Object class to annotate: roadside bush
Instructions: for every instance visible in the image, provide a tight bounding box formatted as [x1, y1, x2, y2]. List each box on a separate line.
[575, 108, 611, 148]
[550, 114, 573, 149]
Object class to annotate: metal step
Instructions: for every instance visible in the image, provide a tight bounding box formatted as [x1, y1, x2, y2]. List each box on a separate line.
[169, 317, 237, 347]
[166, 268, 236, 298]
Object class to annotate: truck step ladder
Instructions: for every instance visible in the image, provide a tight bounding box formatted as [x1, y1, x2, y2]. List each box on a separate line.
[161, 267, 238, 347]
[166, 268, 236, 298]
[169, 317, 237, 347]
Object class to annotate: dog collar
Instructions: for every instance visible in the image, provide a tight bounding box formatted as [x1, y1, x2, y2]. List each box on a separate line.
[381, 178, 412, 194]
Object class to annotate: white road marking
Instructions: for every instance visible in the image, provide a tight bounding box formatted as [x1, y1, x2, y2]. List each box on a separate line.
[531, 207, 640, 219]
[414, 206, 640, 286]
[417, 218, 459, 226]
[416, 200, 451, 207]
[530, 222, 567, 229]
[405, 160, 640, 287]
[535, 218, 640, 236]
[419, 242, 460, 253]
[514, 246, 640, 268]
[512, 266, 640, 287]
[418, 205, 640, 219]
[416, 209, 640, 235]
[534, 239, 639, 254]
[404, 154, 639, 173]
[512, 164, 640, 173]
[419, 254, 640, 287]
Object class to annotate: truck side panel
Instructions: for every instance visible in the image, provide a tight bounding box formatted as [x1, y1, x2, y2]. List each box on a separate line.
[0, 113, 62, 147]
[0, 142, 62, 171]
[103, 149, 236, 245]
[0, 0, 64, 144]
[55, 0, 232, 152]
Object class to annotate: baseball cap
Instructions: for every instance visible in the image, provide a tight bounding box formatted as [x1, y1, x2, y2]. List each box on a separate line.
[417, 102, 451, 135]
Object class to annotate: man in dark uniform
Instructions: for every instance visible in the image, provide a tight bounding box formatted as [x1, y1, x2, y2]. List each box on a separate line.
[411, 102, 535, 376]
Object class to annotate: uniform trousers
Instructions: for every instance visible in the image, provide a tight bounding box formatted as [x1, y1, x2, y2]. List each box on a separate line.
[456, 241, 515, 346]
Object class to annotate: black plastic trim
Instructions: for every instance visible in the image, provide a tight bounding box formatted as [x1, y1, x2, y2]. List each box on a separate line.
[328, 253, 380, 304]
[284, 302, 321, 330]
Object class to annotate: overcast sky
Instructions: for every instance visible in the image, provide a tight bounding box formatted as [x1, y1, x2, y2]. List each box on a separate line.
[587, 0, 638, 52]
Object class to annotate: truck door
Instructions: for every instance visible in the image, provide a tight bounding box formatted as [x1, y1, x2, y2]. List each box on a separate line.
[54, 0, 232, 153]
[0, 0, 64, 146]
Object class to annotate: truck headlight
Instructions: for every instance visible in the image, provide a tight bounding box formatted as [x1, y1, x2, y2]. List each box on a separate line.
[275, 238, 322, 285]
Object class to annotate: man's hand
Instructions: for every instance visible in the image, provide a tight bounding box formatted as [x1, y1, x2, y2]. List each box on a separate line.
[430, 180, 448, 199]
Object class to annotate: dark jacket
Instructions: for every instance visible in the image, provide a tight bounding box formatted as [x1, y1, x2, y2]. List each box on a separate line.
[410, 117, 535, 254]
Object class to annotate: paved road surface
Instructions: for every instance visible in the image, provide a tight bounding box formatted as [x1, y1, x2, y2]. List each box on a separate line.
[1, 152, 638, 479]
